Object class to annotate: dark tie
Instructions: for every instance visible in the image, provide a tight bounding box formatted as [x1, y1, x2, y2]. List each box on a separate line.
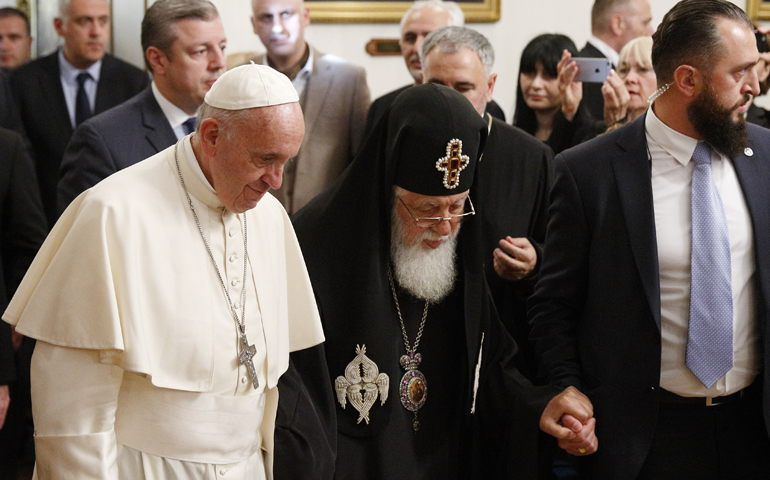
[182, 117, 197, 135]
[75, 72, 93, 126]
[685, 142, 733, 389]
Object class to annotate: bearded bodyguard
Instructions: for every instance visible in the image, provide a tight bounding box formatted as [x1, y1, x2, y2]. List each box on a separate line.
[291, 84, 595, 479]
[2, 64, 324, 479]
[529, 0, 770, 477]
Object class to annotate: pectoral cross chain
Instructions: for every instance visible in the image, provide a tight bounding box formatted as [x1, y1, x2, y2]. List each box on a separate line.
[239, 335, 259, 389]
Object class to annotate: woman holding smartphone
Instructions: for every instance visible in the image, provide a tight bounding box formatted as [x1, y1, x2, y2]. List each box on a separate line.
[513, 34, 594, 154]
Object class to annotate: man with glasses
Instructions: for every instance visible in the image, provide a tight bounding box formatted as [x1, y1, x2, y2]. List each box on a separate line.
[287, 84, 595, 479]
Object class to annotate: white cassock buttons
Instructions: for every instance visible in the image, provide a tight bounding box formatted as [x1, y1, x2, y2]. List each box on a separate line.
[229, 254, 237, 262]
[241, 376, 248, 384]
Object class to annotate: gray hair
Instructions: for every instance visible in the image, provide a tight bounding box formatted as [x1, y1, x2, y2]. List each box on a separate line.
[420, 26, 494, 75]
[142, 0, 219, 72]
[195, 101, 255, 140]
[400, 0, 464, 31]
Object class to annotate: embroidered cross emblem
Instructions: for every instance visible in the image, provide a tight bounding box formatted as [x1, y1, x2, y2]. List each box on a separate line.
[436, 139, 470, 189]
[238, 335, 259, 389]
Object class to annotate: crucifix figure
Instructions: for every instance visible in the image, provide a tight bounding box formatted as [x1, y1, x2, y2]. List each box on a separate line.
[239, 335, 259, 389]
[435, 138, 470, 189]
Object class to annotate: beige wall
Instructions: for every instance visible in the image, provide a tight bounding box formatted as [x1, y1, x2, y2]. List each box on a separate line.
[112, 0, 753, 117]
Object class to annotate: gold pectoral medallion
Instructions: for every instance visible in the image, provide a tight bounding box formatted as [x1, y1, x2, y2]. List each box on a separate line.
[399, 353, 427, 431]
[335, 345, 389, 424]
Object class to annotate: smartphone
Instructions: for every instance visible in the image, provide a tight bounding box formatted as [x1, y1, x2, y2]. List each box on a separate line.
[573, 58, 612, 83]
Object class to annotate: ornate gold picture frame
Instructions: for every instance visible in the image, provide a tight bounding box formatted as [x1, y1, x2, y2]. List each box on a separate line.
[305, 0, 500, 23]
[748, 0, 770, 21]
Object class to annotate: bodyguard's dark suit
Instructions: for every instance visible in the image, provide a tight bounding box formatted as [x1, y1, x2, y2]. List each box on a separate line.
[58, 87, 177, 212]
[578, 42, 612, 122]
[528, 115, 770, 478]
[10, 51, 149, 228]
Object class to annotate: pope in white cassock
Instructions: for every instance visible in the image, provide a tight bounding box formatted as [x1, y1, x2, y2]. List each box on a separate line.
[2, 64, 324, 479]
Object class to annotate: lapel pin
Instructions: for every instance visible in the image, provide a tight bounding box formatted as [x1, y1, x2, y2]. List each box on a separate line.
[744, 147, 754, 157]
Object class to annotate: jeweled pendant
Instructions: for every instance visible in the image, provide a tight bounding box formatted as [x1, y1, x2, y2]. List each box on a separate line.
[399, 352, 427, 422]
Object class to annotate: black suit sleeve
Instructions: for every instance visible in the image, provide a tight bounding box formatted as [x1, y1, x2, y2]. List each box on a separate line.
[527, 154, 590, 389]
[58, 121, 118, 213]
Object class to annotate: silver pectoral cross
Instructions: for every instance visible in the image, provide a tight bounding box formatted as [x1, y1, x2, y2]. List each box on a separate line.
[239, 334, 259, 389]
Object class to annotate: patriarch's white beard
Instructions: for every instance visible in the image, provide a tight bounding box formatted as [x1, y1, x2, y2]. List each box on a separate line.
[390, 207, 459, 304]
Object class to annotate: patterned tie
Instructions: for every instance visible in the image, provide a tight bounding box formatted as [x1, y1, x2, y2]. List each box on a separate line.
[182, 117, 196, 135]
[75, 72, 93, 126]
[685, 142, 733, 389]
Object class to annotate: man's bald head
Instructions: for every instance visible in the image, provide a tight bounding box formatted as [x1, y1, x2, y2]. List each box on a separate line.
[591, 0, 653, 53]
[399, 0, 464, 83]
[251, 0, 310, 68]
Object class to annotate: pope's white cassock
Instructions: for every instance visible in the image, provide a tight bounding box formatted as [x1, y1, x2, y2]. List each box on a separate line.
[2, 135, 324, 479]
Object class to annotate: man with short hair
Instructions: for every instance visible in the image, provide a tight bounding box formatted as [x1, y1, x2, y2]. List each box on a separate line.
[365, 0, 504, 134]
[0, 8, 32, 73]
[292, 84, 594, 479]
[4, 63, 324, 479]
[420, 26, 552, 379]
[11, 0, 149, 228]
[58, 0, 226, 212]
[530, 0, 770, 477]
[580, 0, 653, 120]
[250, 0, 370, 214]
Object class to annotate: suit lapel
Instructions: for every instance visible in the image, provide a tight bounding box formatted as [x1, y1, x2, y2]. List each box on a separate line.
[302, 48, 333, 142]
[42, 53, 73, 136]
[612, 115, 662, 329]
[140, 89, 178, 153]
[733, 129, 770, 320]
[94, 54, 114, 114]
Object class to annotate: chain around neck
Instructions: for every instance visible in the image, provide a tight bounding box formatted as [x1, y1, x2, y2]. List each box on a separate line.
[174, 142, 248, 335]
[388, 267, 429, 355]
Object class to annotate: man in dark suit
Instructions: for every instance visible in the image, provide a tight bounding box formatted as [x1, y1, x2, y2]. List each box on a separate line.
[580, 0, 653, 121]
[58, 0, 226, 212]
[0, 127, 47, 480]
[11, 0, 149, 228]
[420, 26, 553, 380]
[365, 0, 505, 136]
[529, 0, 770, 477]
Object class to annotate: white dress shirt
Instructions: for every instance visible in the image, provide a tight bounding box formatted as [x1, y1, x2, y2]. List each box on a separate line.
[152, 81, 195, 140]
[58, 48, 102, 128]
[646, 107, 760, 397]
[587, 35, 619, 67]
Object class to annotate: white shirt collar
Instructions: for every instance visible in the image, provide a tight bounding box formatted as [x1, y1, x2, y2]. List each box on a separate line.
[151, 81, 193, 130]
[58, 48, 102, 84]
[645, 105, 701, 166]
[587, 36, 619, 67]
[182, 134, 216, 194]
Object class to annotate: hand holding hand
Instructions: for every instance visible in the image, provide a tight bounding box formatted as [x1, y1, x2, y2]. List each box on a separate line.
[540, 386, 598, 456]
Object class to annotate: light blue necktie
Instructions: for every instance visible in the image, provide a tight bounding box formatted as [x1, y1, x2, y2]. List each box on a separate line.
[686, 142, 733, 389]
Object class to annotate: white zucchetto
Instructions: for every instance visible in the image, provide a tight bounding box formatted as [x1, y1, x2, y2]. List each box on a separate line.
[204, 62, 299, 110]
